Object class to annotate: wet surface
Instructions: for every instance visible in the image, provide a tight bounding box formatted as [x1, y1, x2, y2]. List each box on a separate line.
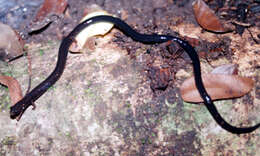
[0, 0, 260, 155]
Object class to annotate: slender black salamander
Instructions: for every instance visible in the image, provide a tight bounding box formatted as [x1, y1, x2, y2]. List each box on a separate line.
[10, 15, 260, 134]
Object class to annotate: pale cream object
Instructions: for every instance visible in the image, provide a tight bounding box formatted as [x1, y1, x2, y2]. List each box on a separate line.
[70, 11, 114, 52]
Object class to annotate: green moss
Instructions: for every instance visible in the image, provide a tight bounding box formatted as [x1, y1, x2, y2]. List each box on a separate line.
[126, 102, 131, 108]
[162, 100, 196, 134]
[182, 102, 209, 126]
[48, 85, 55, 91]
[84, 87, 103, 106]
[141, 138, 146, 144]
[1, 136, 16, 146]
[2, 71, 13, 77]
[0, 93, 11, 111]
[65, 131, 72, 139]
[24, 45, 29, 49]
[84, 88, 95, 98]
[47, 40, 54, 46]
[39, 49, 44, 56]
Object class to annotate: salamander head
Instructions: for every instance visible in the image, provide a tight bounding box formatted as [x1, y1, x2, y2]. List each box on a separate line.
[10, 98, 32, 120]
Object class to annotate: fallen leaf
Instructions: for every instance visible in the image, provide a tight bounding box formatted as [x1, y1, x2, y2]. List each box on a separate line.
[192, 0, 229, 33]
[211, 64, 238, 75]
[0, 22, 24, 61]
[180, 74, 254, 103]
[0, 75, 23, 105]
[69, 9, 114, 52]
[34, 0, 67, 22]
[30, 0, 68, 32]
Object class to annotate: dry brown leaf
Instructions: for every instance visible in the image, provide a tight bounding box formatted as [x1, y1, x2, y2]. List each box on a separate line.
[0, 22, 24, 61]
[180, 74, 254, 103]
[29, 0, 67, 32]
[0, 75, 23, 105]
[34, 0, 67, 22]
[192, 0, 228, 33]
[211, 64, 238, 75]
